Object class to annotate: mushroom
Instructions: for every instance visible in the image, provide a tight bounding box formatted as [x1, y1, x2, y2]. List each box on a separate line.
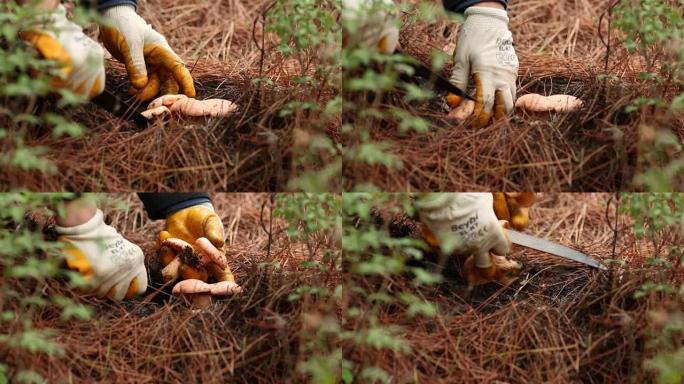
[143, 95, 238, 121]
[447, 99, 475, 121]
[161, 256, 181, 283]
[169, 98, 238, 117]
[194, 237, 228, 269]
[463, 254, 522, 291]
[157, 236, 238, 291]
[447, 94, 583, 121]
[141, 106, 171, 120]
[172, 279, 212, 308]
[172, 279, 242, 309]
[515, 93, 583, 113]
[148, 94, 189, 109]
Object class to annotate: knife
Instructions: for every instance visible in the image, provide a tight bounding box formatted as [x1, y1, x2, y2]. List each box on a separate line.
[91, 90, 148, 128]
[395, 49, 474, 101]
[507, 230, 607, 270]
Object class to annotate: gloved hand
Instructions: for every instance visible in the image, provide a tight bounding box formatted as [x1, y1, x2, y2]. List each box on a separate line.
[415, 193, 522, 288]
[56, 209, 147, 300]
[157, 203, 227, 282]
[342, 0, 399, 53]
[492, 192, 536, 230]
[99, 4, 196, 102]
[446, 6, 518, 127]
[21, 5, 105, 99]
[158, 203, 224, 248]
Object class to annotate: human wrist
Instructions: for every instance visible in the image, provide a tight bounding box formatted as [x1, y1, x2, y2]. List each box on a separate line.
[56, 199, 98, 228]
[56, 207, 102, 233]
[101, 3, 137, 18]
[471, 1, 505, 10]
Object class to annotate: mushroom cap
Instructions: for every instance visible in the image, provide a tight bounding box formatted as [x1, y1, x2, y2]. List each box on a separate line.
[447, 99, 475, 121]
[171, 279, 242, 296]
[201, 99, 239, 117]
[148, 94, 189, 109]
[172, 279, 212, 295]
[170, 98, 238, 117]
[515, 93, 583, 112]
[141, 106, 171, 120]
[194, 237, 228, 269]
[209, 281, 243, 296]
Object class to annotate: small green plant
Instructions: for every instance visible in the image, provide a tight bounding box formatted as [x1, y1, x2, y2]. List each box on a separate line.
[0, 193, 97, 383]
[622, 193, 683, 384]
[341, 1, 454, 190]
[613, 0, 684, 190]
[0, 1, 98, 182]
[341, 193, 440, 382]
[264, 0, 342, 192]
[273, 193, 342, 384]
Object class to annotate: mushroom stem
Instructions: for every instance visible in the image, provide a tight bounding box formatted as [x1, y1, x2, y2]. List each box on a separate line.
[195, 237, 228, 269]
[191, 294, 212, 309]
[161, 256, 181, 283]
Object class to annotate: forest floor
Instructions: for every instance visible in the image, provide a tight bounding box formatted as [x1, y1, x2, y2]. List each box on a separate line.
[345, 193, 681, 383]
[4, 194, 339, 383]
[1, 0, 335, 191]
[345, 0, 684, 191]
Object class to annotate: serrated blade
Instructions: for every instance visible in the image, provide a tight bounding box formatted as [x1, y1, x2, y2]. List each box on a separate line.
[508, 230, 607, 270]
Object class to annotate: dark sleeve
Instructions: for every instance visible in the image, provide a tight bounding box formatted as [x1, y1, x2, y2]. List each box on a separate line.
[443, 0, 507, 14]
[137, 193, 212, 220]
[97, 0, 138, 12]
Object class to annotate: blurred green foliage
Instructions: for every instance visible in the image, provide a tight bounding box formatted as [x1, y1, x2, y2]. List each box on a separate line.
[613, 0, 684, 191]
[273, 193, 342, 384]
[341, 193, 439, 383]
[265, 0, 342, 192]
[342, 1, 451, 190]
[622, 193, 683, 384]
[0, 193, 96, 383]
[0, 1, 98, 180]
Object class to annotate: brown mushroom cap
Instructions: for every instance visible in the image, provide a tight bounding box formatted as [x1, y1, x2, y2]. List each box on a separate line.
[141, 106, 171, 120]
[209, 281, 243, 296]
[148, 94, 189, 109]
[169, 98, 238, 117]
[515, 93, 583, 112]
[200, 99, 238, 117]
[145, 95, 238, 119]
[194, 237, 228, 269]
[171, 279, 242, 297]
[172, 279, 212, 295]
[447, 99, 475, 121]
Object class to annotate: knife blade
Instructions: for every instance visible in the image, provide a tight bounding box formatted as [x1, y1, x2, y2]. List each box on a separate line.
[395, 49, 474, 101]
[91, 90, 148, 128]
[507, 230, 607, 270]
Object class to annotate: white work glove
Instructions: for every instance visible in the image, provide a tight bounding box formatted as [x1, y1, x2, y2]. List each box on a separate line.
[56, 209, 148, 300]
[415, 193, 509, 268]
[447, 7, 518, 127]
[415, 193, 522, 288]
[21, 5, 105, 99]
[99, 5, 196, 102]
[342, 0, 399, 53]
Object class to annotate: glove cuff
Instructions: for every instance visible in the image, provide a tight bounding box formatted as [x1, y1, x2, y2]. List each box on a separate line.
[55, 209, 104, 236]
[101, 3, 138, 19]
[464, 7, 509, 25]
[416, 193, 492, 222]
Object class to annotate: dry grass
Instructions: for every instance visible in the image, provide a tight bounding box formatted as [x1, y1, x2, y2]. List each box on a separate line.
[343, 0, 684, 191]
[1, 193, 340, 383]
[0, 0, 336, 191]
[344, 193, 683, 383]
